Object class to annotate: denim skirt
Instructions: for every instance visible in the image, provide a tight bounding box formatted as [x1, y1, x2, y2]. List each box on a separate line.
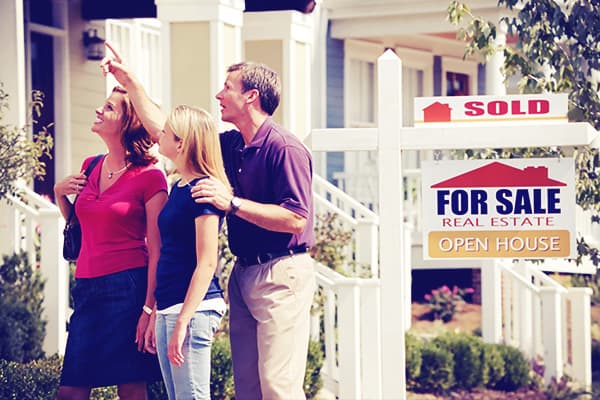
[60, 267, 162, 387]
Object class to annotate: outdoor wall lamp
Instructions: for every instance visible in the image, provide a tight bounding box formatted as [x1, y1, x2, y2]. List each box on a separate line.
[82, 28, 105, 61]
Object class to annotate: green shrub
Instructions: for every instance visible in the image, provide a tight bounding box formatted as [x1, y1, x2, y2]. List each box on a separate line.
[304, 339, 324, 399]
[0, 355, 165, 400]
[405, 333, 422, 389]
[0, 325, 323, 400]
[495, 344, 531, 391]
[481, 343, 505, 388]
[89, 381, 166, 399]
[0, 301, 45, 364]
[0, 252, 46, 362]
[89, 385, 118, 400]
[407, 333, 532, 394]
[147, 381, 168, 400]
[211, 333, 235, 400]
[415, 342, 455, 393]
[433, 332, 483, 389]
[0, 354, 61, 400]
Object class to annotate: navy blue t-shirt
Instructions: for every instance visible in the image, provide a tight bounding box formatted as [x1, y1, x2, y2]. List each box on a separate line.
[155, 177, 225, 311]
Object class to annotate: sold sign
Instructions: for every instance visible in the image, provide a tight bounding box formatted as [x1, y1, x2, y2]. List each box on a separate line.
[414, 94, 567, 125]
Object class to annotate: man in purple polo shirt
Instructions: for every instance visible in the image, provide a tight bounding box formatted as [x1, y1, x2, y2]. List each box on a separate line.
[192, 62, 316, 400]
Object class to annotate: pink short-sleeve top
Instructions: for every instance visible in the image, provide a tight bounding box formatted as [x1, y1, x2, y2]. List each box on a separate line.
[74, 155, 167, 278]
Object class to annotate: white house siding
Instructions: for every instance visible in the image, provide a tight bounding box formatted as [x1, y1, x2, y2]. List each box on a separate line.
[294, 40, 309, 139]
[67, 0, 106, 174]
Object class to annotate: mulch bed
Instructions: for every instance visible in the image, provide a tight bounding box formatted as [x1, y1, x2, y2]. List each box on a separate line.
[409, 387, 550, 399]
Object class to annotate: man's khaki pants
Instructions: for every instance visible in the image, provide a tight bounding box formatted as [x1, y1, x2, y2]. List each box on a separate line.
[228, 253, 316, 400]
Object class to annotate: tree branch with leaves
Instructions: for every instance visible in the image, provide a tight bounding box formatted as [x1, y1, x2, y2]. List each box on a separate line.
[447, 0, 600, 265]
[0, 83, 53, 201]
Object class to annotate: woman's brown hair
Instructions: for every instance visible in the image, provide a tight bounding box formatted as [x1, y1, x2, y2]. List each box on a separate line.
[112, 86, 157, 166]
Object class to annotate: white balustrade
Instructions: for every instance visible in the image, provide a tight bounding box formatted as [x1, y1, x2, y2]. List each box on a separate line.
[312, 261, 381, 398]
[313, 175, 379, 276]
[499, 260, 591, 388]
[3, 184, 68, 356]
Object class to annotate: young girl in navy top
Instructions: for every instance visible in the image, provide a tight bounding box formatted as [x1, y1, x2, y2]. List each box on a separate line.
[150, 105, 230, 399]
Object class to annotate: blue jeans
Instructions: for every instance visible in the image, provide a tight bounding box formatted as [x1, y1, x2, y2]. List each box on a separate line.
[155, 310, 222, 400]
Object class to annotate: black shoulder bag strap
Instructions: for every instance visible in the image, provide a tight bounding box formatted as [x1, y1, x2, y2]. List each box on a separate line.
[66, 154, 104, 225]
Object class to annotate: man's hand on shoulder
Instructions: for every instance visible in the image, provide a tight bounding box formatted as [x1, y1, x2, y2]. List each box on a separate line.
[191, 177, 233, 212]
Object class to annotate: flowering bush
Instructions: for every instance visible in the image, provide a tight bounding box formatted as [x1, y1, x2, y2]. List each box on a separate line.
[424, 285, 474, 322]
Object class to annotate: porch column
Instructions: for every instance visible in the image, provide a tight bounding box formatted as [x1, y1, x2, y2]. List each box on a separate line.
[0, 0, 27, 257]
[540, 287, 564, 384]
[482, 259, 503, 343]
[155, 0, 244, 128]
[485, 20, 507, 95]
[243, 11, 313, 139]
[0, 0, 26, 127]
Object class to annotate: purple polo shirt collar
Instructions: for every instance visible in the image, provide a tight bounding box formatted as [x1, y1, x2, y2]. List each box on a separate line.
[244, 117, 274, 149]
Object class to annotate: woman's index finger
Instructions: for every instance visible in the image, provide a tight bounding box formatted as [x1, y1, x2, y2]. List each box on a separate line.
[104, 41, 122, 62]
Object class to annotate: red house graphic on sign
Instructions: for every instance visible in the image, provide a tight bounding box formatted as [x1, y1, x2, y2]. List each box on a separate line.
[423, 102, 452, 122]
[431, 162, 566, 188]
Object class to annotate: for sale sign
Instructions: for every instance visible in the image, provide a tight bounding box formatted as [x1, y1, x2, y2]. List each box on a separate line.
[414, 94, 568, 125]
[421, 158, 576, 259]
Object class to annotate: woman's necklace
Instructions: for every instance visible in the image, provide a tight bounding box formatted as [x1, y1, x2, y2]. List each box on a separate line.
[180, 176, 196, 188]
[180, 175, 207, 188]
[104, 160, 130, 179]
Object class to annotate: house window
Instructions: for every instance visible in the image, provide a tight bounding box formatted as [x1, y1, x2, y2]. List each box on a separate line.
[446, 72, 470, 96]
[342, 40, 383, 209]
[344, 40, 382, 128]
[348, 59, 375, 125]
[396, 47, 434, 127]
[395, 47, 434, 170]
[441, 56, 478, 97]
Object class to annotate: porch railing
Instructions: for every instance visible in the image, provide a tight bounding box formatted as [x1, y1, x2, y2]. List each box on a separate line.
[499, 259, 592, 388]
[313, 174, 379, 277]
[311, 261, 382, 399]
[1, 184, 68, 355]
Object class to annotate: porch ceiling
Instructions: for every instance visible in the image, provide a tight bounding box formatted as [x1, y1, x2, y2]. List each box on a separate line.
[324, 0, 506, 45]
[82, 0, 156, 19]
[82, 0, 316, 20]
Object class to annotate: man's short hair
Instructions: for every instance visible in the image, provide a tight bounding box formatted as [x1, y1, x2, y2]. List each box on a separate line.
[228, 62, 281, 115]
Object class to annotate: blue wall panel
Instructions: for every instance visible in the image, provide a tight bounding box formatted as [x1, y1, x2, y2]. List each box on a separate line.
[326, 22, 344, 184]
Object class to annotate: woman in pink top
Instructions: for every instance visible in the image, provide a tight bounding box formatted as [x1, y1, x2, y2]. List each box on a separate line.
[54, 86, 168, 400]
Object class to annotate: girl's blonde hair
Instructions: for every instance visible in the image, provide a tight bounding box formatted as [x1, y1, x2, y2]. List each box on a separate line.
[166, 105, 231, 190]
